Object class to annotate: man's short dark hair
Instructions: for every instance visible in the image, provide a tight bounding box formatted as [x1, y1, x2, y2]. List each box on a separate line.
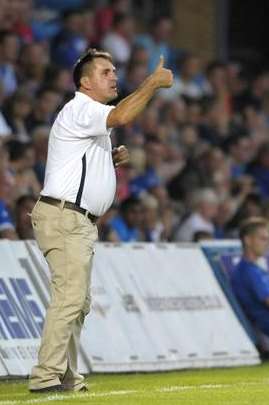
[73, 48, 112, 89]
[239, 217, 268, 241]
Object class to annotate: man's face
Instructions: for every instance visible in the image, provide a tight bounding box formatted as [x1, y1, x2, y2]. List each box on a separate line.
[86, 58, 118, 103]
[245, 227, 269, 258]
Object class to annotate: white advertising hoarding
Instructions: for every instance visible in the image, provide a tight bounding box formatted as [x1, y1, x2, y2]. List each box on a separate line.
[81, 243, 260, 372]
[0, 241, 45, 376]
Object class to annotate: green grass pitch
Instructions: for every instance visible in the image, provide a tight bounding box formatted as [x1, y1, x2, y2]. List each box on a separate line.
[1, 363, 269, 404]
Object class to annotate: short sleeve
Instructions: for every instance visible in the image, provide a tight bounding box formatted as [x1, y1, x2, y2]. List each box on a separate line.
[75, 100, 115, 137]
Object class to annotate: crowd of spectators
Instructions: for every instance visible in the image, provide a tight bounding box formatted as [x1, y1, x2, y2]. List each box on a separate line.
[1, 0, 269, 243]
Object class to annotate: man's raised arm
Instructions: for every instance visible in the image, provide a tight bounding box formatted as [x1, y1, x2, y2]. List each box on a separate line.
[107, 56, 173, 128]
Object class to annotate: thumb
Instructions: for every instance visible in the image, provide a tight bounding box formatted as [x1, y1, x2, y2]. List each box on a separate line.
[156, 55, 164, 70]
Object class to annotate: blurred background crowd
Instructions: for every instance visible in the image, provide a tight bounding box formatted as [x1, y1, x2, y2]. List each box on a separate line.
[1, 0, 269, 243]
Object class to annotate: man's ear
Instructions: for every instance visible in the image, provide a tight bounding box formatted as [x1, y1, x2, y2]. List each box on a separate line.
[80, 76, 92, 90]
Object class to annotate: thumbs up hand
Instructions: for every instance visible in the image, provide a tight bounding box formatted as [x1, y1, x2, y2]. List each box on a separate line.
[152, 55, 173, 89]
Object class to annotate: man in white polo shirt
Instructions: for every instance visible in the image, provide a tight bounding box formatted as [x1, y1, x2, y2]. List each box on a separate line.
[29, 48, 173, 393]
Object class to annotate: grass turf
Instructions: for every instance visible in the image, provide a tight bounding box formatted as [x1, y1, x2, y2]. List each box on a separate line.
[1, 363, 269, 404]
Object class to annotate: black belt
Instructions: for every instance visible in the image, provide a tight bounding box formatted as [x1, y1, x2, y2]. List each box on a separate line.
[39, 195, 98, 224]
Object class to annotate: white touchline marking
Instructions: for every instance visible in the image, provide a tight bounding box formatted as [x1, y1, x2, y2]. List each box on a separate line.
[0, 380, 267, 405]
[0, 390, 138, 405]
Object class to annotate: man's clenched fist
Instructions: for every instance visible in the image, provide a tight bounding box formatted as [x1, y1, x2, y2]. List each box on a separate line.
[112, 145, 130, 167]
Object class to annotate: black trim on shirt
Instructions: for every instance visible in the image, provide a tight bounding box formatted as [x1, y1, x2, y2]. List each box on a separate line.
[75, 153, 86, 206]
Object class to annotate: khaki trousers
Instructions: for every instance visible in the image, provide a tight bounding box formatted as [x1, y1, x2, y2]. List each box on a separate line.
[29, 200, 98, 391]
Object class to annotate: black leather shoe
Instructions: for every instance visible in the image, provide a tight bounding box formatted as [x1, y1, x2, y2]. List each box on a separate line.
[30, 384, 64, 393]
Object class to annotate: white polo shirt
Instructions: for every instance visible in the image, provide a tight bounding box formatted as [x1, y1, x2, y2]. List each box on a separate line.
[41, 91, 116, 216]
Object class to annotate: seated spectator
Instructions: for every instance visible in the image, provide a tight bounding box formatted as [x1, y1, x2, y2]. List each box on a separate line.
[173, 188, 219, 242]
[0, 81, 12, 139]
[0, 198, 16, 239]
[94, 0, 130, 44]
[25, 87, 62, 132]
[44, 65, 73, 97]
[50, 8, 88, 68]
[159, 53, 207, 101]
[224, 132, 252, 179]
[0, 31, 20, 96]
[0, 146, 17, 239]
[247, 142, 269, 198]
[9, 0, 34, 43]
[109, 196, 143, 242]
[135, 15, 174, 73]
[3, 90, 33, 142]
[18, 42, 49, 95]
[32, 125, 50, 186]
[14, 195, 37, 240]
[141, 194, 165, 242]
[5, 140, 41, 198]
[225, 192, 264, 238]
[15, 194, 37, 239]
[97, 205, 119, 242]
[101, 13, 135, 70]
[231, 217, 269, 339]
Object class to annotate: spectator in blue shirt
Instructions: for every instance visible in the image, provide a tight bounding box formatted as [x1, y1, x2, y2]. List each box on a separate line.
[50, 9, 88, 68]
[0, 150, 17, 239]
[109, 196, 143, 242]
[135, 16, 174, 73]
[231, 217, 269, 336]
